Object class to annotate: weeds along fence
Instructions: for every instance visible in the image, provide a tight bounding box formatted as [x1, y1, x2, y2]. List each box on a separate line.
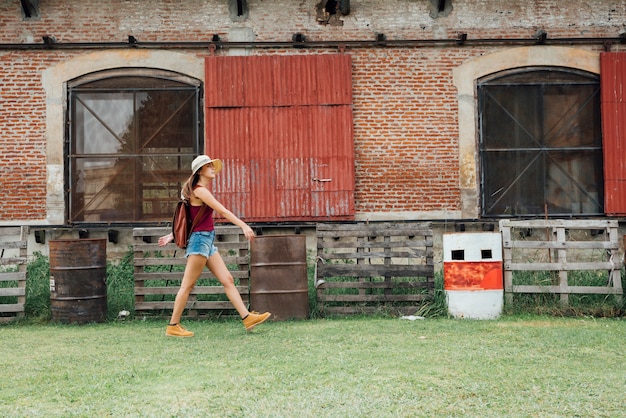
[500, 219, 623, 306]
[0, 227, 28, 323]
[132, 226, 249, 318]
[315, 222, 434, 315]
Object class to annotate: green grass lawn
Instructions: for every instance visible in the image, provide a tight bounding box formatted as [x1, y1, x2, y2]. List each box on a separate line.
[1, 316, 624, 417]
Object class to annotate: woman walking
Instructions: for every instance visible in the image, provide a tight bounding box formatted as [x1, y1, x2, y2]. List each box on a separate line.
[158, 155, 271, 337]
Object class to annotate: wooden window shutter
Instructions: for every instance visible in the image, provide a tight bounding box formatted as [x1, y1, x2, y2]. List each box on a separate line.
[205, 54, 354, 222]
[601, 52, 626, 215]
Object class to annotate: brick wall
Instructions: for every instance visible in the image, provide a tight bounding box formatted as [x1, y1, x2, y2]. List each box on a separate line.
[1, 0, 625, 224]
[0, 51, 48, 219]
[351, 47, 466, 214]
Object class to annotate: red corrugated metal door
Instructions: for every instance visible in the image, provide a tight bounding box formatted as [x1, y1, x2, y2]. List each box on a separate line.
[601, 52, 626, 215]
[205, 54, 354, 222]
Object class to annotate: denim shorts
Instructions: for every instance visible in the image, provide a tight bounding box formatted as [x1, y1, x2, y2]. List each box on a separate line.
[185, 231, 218, 258]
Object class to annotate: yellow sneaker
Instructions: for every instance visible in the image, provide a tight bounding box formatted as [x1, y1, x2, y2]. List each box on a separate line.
[243, 311, 271, 331]
[165, 323, 194, 337]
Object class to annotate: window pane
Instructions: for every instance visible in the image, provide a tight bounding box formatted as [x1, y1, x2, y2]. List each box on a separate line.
[482, 150, 544, 215]
[481, 85, 541, 149]
[542, 84, 601, 148]
[546, 150, 603, 215]
[136, 90, 197, 149]
[74, 93, 134, 156]
[70, 155, 194, 222]
[70, 157, 133, 222]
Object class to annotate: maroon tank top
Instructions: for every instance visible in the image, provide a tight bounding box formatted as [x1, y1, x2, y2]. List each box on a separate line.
[189, 204, 214, 232]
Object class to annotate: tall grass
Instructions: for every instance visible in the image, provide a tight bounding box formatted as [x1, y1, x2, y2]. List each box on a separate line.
[20, 249, 625, 322]
[504, 270, 624, 317]
[24, 252, 50, 321]
[105, 247, 135, 319]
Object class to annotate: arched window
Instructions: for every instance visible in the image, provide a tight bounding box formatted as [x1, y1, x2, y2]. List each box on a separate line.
[67, 69, 202, 224]
[478, 67, 602, 217]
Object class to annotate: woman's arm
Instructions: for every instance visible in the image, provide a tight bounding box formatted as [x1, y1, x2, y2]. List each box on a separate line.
[158, 232, 174, 246]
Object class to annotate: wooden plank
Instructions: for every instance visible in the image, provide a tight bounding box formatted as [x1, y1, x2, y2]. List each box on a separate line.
[132, 241, 249, 253]
[318, 281, 434, 289]
[132, 225, 244, 236]
[0, 272, 26, 281]
[500, 219, 618, 228]
[318, 238, 433, 249]
[501, 222, 514, 305]
[0, 227, 24, 236]
[134, 255, 248, 267]
[0, 288, 26, 297]
[321, 306, 421, 315]
[134, 271, 248, 281]
[134, 285, 247, 295]
[0, 257, 27, 265]
[607, 226, 623, 304]
[135, 301, 235, 310]
[131, 243, 185, 252]
[506, 262, 616, 271]
[555, 226, 569, 305]
[320, 305, 420, 314]
[317, 222, 432, 232]
[133, 258, 187, 267]
[317, 263, 433, 277]
[317, 228, 433, 238]
[505, 241, 618, 250]
[132, 227, 171, 236]
[319, 250, 432, 260]
[512, 285, 623, 295]
[0, 241, 27, 250]
[320, 294, 429, 302]
[0, 303, 24, 313]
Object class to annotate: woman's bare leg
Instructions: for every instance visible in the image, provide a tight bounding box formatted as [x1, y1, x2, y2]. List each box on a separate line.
[206, 252, 249, 317]
[169, 254, 207, 325]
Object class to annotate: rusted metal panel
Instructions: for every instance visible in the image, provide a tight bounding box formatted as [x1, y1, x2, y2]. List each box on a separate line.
[205, 55, 245, 108]
[205, 54, 354, 222]
[206, 54, 353, 107]
[600, 52, 626, 215]
[316, 53, 353, 105]
[309, 105, 355, 218]
[243, 56, 274, 107]
[206, 107, 251, 218]
[272, 54, 321, 106]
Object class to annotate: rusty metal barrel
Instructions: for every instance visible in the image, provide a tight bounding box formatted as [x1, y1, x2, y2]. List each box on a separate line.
[49, 239, 107, 324]
[250, 235, 309, 320]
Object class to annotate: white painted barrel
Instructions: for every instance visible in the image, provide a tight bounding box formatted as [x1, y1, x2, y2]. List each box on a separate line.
[443, 232, 503, 319]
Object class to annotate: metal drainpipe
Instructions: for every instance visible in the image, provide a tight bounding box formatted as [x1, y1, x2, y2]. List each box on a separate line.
[0, 36, 624, 51]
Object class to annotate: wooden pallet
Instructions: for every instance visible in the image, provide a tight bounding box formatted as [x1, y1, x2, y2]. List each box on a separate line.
[132, 226, 249, 318]
[500, 219, 623, 305]
[0, 227, 28, 323]
[315, 222, 434, 315]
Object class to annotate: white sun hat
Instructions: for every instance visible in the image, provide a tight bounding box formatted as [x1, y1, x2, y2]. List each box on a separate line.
[191, 155, 223, 175]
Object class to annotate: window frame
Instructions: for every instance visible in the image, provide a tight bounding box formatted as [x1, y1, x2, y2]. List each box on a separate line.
[65, 68, 203, 225]
[477, 66, 602, 218]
